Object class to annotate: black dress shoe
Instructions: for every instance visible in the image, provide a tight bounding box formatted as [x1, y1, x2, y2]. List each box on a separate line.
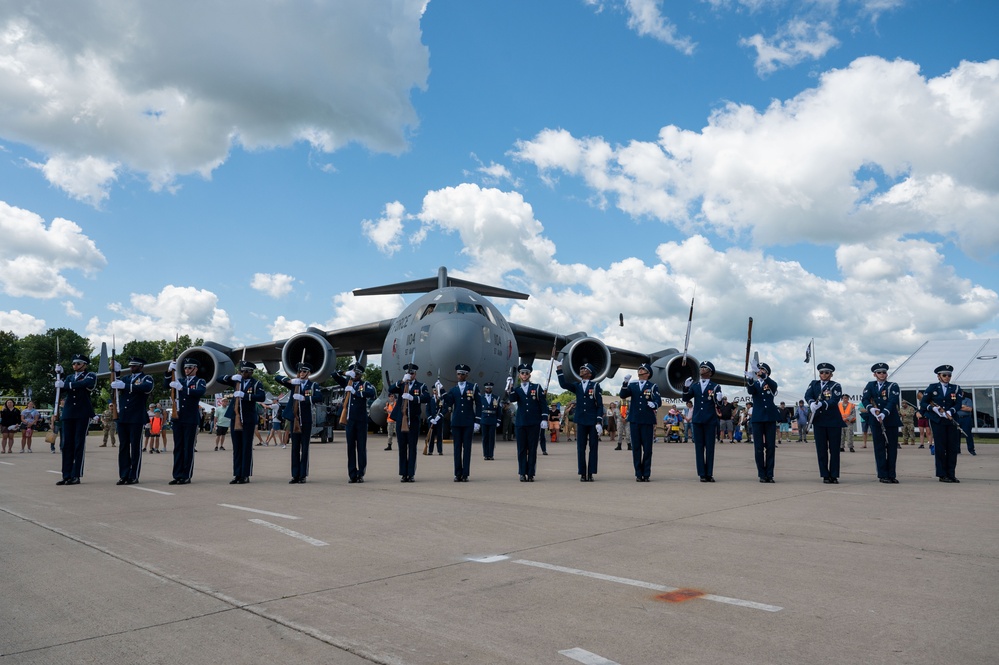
[890, 478, 899, 484]
[357, 478, 364, 483]
[823, 477, 833, 484]
[766, 478, 775, 483]
[760, 478, 767, 483]
[830, 478, 839, 484]
[235, 477, 247, 484]
[700, 476, 709, 482]
[299, 478, 306, 483]
[56, 479, 68, 485]
[230, 478, 239, 484]
[939, 477, 950, 482]
[879, 478, 891, 483]
[454, 476, 461, 482]
[401, 476, 407, 482]
[462, 476, 469, 482]
[293, 478, 303, 484]
[126, 479, 137, 485]
[406, 476, 415, 482]
[580, 475, 587, 482]
[181, 479, 191, 484]
[638, 477, 644, 482]
[949, 477, 960, 483]
[520, 475, 527, 482]
[66, 478, 80, 485]
[528, 476, 534, 482]
[384, 446, 392, 451]
[707, 476, 715, 482]
[614, 446, 622, 450]
[587, 474, 594, 482]
[169, 479, 181, 485]
[116, 478, 127, 485]
[644, 477, 650, 482]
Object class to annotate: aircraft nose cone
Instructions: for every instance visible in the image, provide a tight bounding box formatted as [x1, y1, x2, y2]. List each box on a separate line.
[427, 316, 488, 381]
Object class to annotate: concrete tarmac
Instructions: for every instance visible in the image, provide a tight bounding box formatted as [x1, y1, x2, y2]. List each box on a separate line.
[1, 433, 996, 664]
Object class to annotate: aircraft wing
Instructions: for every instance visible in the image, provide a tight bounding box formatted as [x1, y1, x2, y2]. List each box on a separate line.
[509, 323, 651, 369]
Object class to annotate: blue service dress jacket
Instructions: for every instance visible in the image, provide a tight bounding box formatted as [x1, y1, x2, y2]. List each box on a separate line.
[682, 379, 721, 423]
[332, 373, 374, 424]
[163, 374, 207, 424]
[118, 372, 154, 424]
[276, 377, 323, 429]
[803, 380, 845, 428]
[388, 380, 431, 429]
[556, 371, 604, 426]
[861, 380, 902, 427]
[221, 375, 266, 427]
[442, 382, 483, 427]
[747, 377, 780, 422]
[618, 381, 662, 424]
[920, 382, 963, 423]
[480, 393, 500, 426]
[62, 371, 97, 420]
[508, 382, 547, 426]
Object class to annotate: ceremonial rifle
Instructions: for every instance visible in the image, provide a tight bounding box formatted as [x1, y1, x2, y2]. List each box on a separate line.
[743, 317, 753, 373]
[233, 348, 246, 432]
[110, 335, 119, 420]
[169, 333, 179, 420]
[682, 288, 695, 367]
[339, 351, 364, 427]
[294, 348, 307, 434]
[400, 346, 417, 434]
[44, 338, 61, 446]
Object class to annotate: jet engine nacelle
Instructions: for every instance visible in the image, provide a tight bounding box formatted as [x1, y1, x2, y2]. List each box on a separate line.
[176, 344, 235, 394]
[560, 337, 612, 382]
[281, 330, 335, 382]
[649, 352, 700, 399]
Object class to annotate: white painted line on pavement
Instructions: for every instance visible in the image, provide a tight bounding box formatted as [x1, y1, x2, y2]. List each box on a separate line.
[466, 555, 510, 563]
[129, 486, 175, 496]
[559, 647, 620, 665]
[512, 559, 782, 613]
[249, 519, 328, 546]
[827, 491, 871, 496]
[47, 470, 61, 474]
[0, 461, 14, 465]
[218, 503, 301, 520]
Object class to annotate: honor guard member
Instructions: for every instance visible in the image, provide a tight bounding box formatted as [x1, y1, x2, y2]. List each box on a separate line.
[804, 362, 845, 483]
[618, 363, 662, 482]
[165, 357, 207, 484]
[480, 382, 500, 460]
[332, 363, 375, 483]
[557, 362, 605, 482]
[54, 354, 97, 485]
[682, 361, 723, 482]
[221, 361, 266, 484]
[746, 362, 779, 483]
[424, 387, 444, 455]
[276, 362, 323, 483]
[507, 364, 546, 481]
[920, 365, 963, 483]
[389, 363, 431, 482]
[441, 364, 482, 482]
[861, 363, 901, 483]
[111, 357, 154, 485]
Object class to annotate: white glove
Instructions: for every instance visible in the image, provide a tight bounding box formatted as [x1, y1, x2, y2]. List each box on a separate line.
[345, 369, 356, 379]
[622, 374, 632, 384]
[714, 392, 723, 402]
[55, 364, 64, 374]
[932, 406, 944, 418]
[540, 420, 548, 429]
[110, 380, 125, 389]
[435, 380, 444, 393]
[505, 377, 514, 391]
[293, 393, 305, 402]
[401, 392, 413, 401]
[290, 377, 303, 385]
[403, 373, 412, 382]
[169, 380, 183, 390]
[54, 379, 65, 389]
[595, 424, 603, 435]
[684, 377, 693, 388]
[647, 401, 657, 409]
[113, 361, 121, 372]
[745, 370, 756, 379]
[344, 385, 355, 394]
[168, 361, 177, 371]
[869, 407, 880, 419]
[876, 411, 886, 422]
[809, 401, 820, 414]
[474, 423, 480, 434]
[233, 390, 245, 399]
[431, 415, 440, 425]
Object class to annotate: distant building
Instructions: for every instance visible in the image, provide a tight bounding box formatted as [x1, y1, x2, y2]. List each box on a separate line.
[889, 339, 999, 433]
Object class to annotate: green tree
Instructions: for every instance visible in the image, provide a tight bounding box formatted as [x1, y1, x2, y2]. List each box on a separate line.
[17, 328, 92, 408]
[0, 330, 24, 396]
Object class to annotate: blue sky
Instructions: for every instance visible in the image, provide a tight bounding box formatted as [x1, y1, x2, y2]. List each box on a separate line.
[1, 0, 997, 394]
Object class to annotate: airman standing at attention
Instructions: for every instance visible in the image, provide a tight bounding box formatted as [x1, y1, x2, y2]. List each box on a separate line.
[221, 360, 266, 484]
[277, 362, 324, 484]
[166, 357, 207, 485]
[747, 362, 779, 483]
[55, 354, 97, 486]
[682, 361, 723, 482]
[920, 365, 963, 483]
[804, 362, 845, 484]
[111, 357, 154, 485]
[618, 363, 662, 482]
[389, 363, 431, 482]
[862, 362, 901, 484]
[507, 364, 546, 482]
[332, 362, 374, 483]
[557, 362, 605, 482]
[441, 364, 482, 482]
[480, 382, 500, 460]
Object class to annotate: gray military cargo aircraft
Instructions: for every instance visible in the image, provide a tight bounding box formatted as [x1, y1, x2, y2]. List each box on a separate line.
[131, 267, 742, 428]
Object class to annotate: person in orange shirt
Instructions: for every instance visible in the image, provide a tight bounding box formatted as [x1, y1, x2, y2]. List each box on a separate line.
[615, 402, 631, 450]
[838, 395, 857, 453]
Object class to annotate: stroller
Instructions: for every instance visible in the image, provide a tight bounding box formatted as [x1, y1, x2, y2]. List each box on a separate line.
[663, 409, 683, 442]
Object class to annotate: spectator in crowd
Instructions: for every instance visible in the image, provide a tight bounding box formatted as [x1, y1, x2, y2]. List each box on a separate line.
[777, 401, 791, 443]
[838, 395, 857, 453]
[1, 399, 19, 453]
[795, 400, 809, 442]
[214, 398, 230, 451]
[99, 402, 116, 447]
[20, 400, 39, 453]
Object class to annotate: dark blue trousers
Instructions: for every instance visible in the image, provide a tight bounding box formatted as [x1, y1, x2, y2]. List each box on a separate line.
[397, 424, 419, 477]
[345, 420, 366, 480]
[481, 424, 497, 458]
[813, 425, 842, 479]
[630, 422, 655, 479]
[171, 421, 198, 481]
[61, 417, 89, 481]
[516, 424, 540, 476]
[452, 425, 473, 477]
[576, 423, 599, 476]
[870, 419, 898, 479]
[290, 430, 310, 480]
[931, 419, 960, 479]
[691, 421, 717, 478]
[752, 421, 777, 479]
[117, 422, 144, 481]
[230, 426, 254, 479]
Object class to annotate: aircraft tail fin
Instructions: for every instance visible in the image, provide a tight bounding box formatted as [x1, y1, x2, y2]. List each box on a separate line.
[353, 266, 529, 300]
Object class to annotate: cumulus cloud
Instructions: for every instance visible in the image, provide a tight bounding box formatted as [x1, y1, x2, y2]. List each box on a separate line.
[512, 57, 999, 258]
[362, 201, 407, 255]
[0, 309, 46, 335]
[86, 285, 233, 348]
[741, 19, 839, 75]
[250, 273, 295, 299]
[623, 0, 695, 54]
[0, 0, 429, 201]
[0, 200, 106, 298]
[62, 300, 81, 318]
